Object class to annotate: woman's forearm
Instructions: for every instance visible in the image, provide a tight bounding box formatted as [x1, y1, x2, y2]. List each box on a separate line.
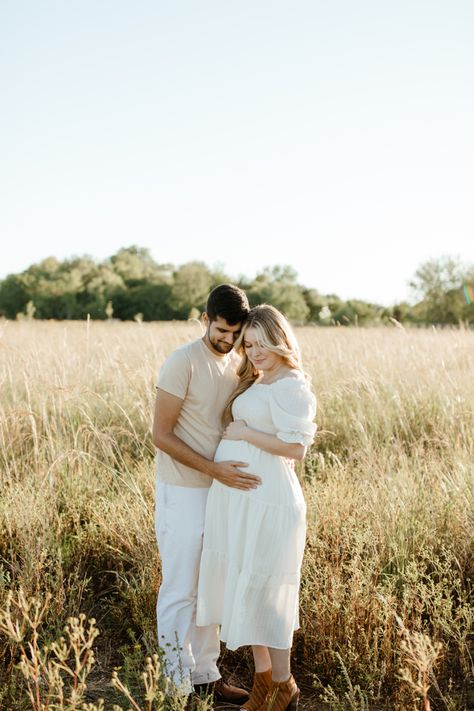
[243, 427, 306, 460]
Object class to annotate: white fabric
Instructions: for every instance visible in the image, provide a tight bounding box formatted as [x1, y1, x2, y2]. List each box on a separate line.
[196, 375, 317, 650]
[269, 377, 317, 445]
[155, 482, 220, 692]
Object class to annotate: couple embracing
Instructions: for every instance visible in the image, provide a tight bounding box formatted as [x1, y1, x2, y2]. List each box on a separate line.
[152, 284, 316, 711]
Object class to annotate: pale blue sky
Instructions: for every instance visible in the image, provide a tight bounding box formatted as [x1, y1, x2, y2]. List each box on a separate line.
[1, 1, 473, 305]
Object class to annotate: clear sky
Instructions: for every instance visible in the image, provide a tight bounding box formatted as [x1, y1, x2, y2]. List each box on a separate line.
[1, 1, 473, 305]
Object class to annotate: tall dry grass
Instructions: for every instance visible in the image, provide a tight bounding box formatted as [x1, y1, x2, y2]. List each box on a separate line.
[0, 320, 473, 710]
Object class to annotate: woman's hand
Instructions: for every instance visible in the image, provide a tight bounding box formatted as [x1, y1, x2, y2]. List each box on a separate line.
[222, 420, 250, 441]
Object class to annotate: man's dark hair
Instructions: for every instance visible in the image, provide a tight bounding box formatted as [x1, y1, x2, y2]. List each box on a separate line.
[206, 284, 250, 325]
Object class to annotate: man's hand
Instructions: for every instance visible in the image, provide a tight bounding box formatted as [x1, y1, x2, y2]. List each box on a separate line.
[153, 389, 261, 489]
[212, 460, 261, 490]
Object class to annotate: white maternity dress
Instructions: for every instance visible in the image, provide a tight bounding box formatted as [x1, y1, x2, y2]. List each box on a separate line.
[196, 374, 317, 651]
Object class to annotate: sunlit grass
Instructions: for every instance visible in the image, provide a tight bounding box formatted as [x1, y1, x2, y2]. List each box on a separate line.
[0, 320, 473, 710]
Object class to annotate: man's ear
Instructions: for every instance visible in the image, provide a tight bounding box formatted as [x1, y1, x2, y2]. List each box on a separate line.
[201, 312, 209, 327]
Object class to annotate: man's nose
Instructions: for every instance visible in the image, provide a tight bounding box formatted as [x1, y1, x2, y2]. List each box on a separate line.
[223, 332, 234, 344]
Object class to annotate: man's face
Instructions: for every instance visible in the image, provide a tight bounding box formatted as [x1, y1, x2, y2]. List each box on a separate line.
[205, 316, 242, 354]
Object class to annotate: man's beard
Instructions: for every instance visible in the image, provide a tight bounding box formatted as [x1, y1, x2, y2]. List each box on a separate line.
[207, 329, 233, 354]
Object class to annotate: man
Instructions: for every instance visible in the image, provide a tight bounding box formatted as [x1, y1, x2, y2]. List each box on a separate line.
[152, 284, 261, 704]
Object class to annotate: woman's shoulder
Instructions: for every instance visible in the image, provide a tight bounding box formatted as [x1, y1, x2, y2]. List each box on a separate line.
[268, 372, 316, 422]
[271, 370, 309, 389]
[270, 371, 315, 404]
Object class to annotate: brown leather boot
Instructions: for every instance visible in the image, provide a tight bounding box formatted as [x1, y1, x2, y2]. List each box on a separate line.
[261, 674, 300, 711]
[194, 677, 249, 705]
[240, 668, 272, 711]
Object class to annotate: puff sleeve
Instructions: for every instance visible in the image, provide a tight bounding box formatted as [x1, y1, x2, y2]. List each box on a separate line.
[269, 378, 317, 446]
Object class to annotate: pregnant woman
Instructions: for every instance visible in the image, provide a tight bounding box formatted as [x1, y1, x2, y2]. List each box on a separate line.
[197, 304, 317, 711]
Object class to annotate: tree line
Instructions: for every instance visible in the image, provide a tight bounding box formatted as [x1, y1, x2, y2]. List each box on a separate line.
[0, 247, 472, 326]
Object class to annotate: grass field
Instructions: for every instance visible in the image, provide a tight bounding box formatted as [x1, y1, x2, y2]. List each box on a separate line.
[0, 320, 473, 710]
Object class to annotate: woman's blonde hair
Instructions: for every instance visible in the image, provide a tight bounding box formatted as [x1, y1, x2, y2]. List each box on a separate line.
[222, 304, 305, 424]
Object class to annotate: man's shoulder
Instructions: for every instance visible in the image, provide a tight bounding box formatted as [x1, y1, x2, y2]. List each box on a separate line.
[165, 338, 202, 363]
[157, 339, 204, 394]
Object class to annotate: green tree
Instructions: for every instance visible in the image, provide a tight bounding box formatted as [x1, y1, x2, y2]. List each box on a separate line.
[0, 274, 30, 318]
[108, 246, 174, 320]
[170, 262, 213, 319]
[79, 264, 125, 318]
[19, 257, 75, 319]
[302, 288, 326, 322]
[19, 256, 125, 319]
[209, 263, 232, 290]
[333, 299, 382, 326]
[109, 246, 172, 285]
[381, 302, 420, 325]
[111, 281, 173, 321]
[248, 266, 310, 322]
[409, 256, 473, 324]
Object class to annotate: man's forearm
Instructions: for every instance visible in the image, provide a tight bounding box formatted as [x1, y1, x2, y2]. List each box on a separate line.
[155, 431, 218, 477]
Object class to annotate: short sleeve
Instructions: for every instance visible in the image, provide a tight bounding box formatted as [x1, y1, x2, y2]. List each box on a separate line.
[269, 378, 317, 446]
[156, 347, 191, 400]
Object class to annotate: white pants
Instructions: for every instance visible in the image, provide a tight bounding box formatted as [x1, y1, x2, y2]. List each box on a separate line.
[155, 481, 220, 693]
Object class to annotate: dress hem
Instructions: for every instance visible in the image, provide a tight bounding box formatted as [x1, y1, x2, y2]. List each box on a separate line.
[220, 629, 300, 652]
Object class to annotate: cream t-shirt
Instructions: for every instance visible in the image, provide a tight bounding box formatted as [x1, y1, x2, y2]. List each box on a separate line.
[155, 338, 240, 487]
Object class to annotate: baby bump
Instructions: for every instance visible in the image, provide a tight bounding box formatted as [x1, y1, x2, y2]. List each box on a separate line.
[214, 438, 252, 464]
[214, 438, 305, 508]
[214, 439, 270, 481]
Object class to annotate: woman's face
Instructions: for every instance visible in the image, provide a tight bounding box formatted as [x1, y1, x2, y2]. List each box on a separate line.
[243, 327, 283, 371]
